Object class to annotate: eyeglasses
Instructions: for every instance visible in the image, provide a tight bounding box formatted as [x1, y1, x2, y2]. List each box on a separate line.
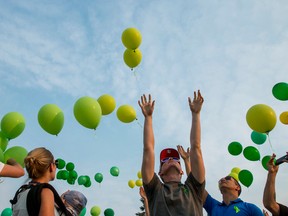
[161, 157, 180, 163]
[51, 160, 59, 168]
[219, 176, 240, 186]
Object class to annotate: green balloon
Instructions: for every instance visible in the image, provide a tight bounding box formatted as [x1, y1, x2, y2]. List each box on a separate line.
[272, 82, 288, 101]
[1, 207, 12, 216]
[228, 141, 243, 156]
[73, 96, 102, 129]
[94, 173, 103, 183]
[1, 112, 25, 139]
[110, 166, 120, 177]
[38, 104, 64, 136]
[66, 162, 75, 171]
[238, 169, 253, 187]
[69, 170, 78, 180]
[251, 131, 267, 145]
[56, 158, 66, 169]
[90, 206, 101, 216]
[79, 207, 86, 216]
[78, 175, 88, 185]
[3, 146, 28, 167]
[243, 146, 260, 161]
[104, 208, 114, 216]
[261, 155, 272, 171]
[0, 131, 8, 152]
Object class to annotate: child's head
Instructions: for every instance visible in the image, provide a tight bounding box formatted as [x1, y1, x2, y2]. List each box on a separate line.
[61, 190, 87, 215]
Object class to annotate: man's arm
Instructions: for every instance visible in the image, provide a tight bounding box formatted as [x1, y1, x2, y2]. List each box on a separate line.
[188, 90, 205, 183]
[263, 154, 280, 216]
[138, 94, 155, 184]
[0, 159, 25, 178]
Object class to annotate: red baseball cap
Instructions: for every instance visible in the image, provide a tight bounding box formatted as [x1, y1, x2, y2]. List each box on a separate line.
[160, 148, 180, 162]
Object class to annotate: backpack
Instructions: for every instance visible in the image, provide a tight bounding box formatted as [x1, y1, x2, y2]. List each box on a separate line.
[10, 183, 72, 216]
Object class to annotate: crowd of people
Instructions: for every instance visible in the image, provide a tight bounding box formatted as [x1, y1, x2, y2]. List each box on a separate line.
[1, 90, 288, 216]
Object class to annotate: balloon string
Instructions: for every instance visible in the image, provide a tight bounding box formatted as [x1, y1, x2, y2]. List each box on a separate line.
[133, 70, 142, 94]
[267, 133, 274, 152]
[135, 118, 143, 128]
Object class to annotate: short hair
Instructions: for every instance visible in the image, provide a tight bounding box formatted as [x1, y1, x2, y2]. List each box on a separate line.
[24, 147, 54, 179]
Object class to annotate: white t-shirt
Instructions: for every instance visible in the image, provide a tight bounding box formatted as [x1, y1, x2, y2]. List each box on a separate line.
[0, 161, 4, 174]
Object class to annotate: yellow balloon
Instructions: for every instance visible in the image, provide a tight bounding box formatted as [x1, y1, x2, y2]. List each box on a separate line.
[280, 111, 288, 124]
[116, 105, 137, 123]
[123, 48, 142, 69]
[135, 179, 143, 187]
[128, 180, 135, 188]
[231, 167, 241, 175]
[73, 96, 102, 129]
[137, 171, 142, 179]
[246, 104, 277, 133]
[228, 172, 239, 181]
[97, 94, 116, 115]
[121, 27, 142, 50]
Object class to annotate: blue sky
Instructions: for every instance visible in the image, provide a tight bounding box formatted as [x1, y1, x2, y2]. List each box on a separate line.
[1, 0, 288, 215]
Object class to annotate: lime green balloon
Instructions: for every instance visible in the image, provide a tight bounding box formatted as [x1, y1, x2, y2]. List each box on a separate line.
[228, 172, 239, 181]
[123, 48, 142, 69]
[243, 146, 260, 161]
[73, 96, 102, 129]
[135, 179, 143, 187]
[238, 169, 253, 187]
[110, 166, 120, 177]
[104, 208, 114, 216]
[79, 207, 86, 216]
[246, 104, 277, 133]
[116, 105, 137, 123]
[121, 27, 142, 50]
[90, 206, 101, 216]
[251, 131, 267, 145]
[272, 82, 288, 101]
[228, 141, 243, 156]
[1, 112, 25, 139]
[231, 167, 241, 175]
[1, 207, 12, 216]
[38, 104, 64, 136]
[94, 173, 103, 183]
[56, 158, 66, 169]
[97, 94, 116, 115]
[0, 148, 4, 162]
[0, 131, 8, 152]
[3, 146, 28, 167]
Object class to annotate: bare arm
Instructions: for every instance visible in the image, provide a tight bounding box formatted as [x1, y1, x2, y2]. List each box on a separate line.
[139, 187, 150, 216]
[263, 154, 280, 216]
[177, 145, 191, 175]
[39, 188, 56, 216]
[0, 159, 25, 178]
[188, 90, 205, 183]
[138, 94, 155, 184]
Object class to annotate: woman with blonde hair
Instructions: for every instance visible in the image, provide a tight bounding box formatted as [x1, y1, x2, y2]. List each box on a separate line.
[11, 147, 71, 216]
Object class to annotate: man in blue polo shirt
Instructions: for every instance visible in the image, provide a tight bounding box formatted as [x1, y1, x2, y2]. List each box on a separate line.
[203, 175, 263, 216]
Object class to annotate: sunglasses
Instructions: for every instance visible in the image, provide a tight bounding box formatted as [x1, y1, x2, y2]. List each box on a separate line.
[51, 160, 59, 168]
[161, 157, 180, 163]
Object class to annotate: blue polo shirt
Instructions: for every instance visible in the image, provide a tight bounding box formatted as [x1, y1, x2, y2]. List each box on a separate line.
[204, 193, 263, 216]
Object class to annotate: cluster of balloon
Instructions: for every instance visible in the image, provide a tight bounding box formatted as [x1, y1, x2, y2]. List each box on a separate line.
[116, 105, 137, 123]
[110, 166, 120, 177]
[74, 96, 102, 130]
[38, 104, 64, 136]
[90, 206, 115, 216]
[0, 207, 12, 216]
[56, 158, 81, 186]
[128, 170, 143, 188]
[121, 27, 142, 70]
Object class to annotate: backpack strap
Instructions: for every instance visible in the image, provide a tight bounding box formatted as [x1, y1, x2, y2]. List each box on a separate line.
[26, 183, 72, 216]
[10, 184, 31, 205]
